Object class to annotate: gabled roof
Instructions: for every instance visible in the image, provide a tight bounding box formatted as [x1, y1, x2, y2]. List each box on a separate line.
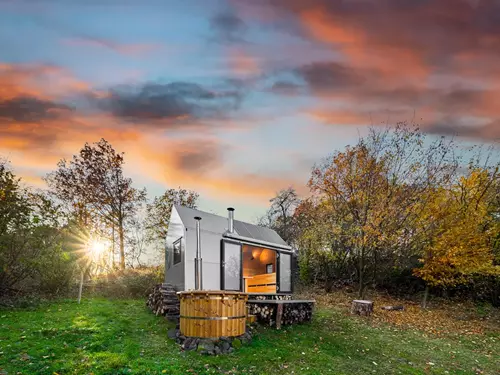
[174, 204, 289, 248]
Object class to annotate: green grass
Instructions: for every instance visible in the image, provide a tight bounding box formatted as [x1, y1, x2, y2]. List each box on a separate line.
[0, 299, 498, 375]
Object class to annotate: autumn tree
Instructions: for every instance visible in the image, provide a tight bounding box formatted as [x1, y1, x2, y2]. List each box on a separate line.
[307, 124, 458, 298]
[46, 139, 146, 269]
[414, 167, 500, 307]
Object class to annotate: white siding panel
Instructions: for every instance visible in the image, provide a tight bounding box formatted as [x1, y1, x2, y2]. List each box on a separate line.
[184, 228, 221, 290]
[164, 206, 185, 290]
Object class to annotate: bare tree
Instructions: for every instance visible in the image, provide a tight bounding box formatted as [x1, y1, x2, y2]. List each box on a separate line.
[258, 187, 301, 245]
[126, 214, 148, 268]
[145, 188, 199, 247]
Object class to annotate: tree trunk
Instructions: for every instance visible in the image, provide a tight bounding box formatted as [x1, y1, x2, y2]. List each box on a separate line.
[421, 285, 429, 309]
[359, 283, 368, 299]
[358, 246, 365, 298]
[112, 223, 115, 268]
[119, 219, 125, 270]
[78, 270, 84, 304]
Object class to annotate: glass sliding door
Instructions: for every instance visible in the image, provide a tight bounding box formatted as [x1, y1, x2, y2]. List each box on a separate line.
[242, 245, 277, 293]
[221, 240, 242, 291]
[278, 252, 292, 293]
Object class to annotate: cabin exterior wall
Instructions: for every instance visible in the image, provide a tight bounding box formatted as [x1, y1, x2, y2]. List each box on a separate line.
[184, 227, 221, 290]
[164, 206, 185, 290]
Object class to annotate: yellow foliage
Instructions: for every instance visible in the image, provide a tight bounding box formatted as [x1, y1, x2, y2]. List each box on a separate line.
[414, 170, 499, 287]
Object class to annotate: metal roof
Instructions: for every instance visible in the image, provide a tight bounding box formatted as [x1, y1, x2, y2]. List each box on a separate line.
[174, 204, 289, 247]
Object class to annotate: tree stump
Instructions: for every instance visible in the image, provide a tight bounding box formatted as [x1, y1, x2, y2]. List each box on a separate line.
[351, 300, 374, 316]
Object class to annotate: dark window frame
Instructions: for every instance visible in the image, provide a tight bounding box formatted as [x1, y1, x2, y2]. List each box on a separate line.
[173, 237, 182, 265]
[276, 251, 293, 293]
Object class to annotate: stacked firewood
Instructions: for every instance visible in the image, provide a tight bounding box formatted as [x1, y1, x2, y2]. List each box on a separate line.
[248, 302, 314, 327]
[280, 303, 313, 325]
[146, 283, 179, 320]
[249, 304, 276, 322]
[253, 295, 292, 301]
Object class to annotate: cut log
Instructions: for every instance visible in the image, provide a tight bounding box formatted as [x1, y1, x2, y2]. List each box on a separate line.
[351, 300, 374, 316]
[381, 305, 404, 311]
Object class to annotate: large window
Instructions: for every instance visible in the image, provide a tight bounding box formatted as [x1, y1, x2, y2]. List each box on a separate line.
[222, 241, 241, 291]
[279, 252, 292, 293]
[173, 238, 182, 265]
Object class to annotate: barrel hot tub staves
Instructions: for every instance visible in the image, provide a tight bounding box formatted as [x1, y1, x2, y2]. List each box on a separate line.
[178, 291, 248, 338]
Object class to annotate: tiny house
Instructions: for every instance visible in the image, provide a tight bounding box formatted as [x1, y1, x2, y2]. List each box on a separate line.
[165, 205, 293, 296]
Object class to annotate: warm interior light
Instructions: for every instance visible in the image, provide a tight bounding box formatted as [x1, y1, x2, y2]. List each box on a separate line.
[259, 249, 273, 263]
[251, 248, 261, 259]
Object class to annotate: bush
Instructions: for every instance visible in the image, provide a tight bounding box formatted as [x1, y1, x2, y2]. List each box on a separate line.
[471, 275, 500, 307]
[88, 266, 164, 299]
[379, 267, 426, 297]
[299, 248, 354, 292]
[0, 293, 47, 309]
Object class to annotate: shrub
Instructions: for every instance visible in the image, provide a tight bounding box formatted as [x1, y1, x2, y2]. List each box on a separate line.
[88, 266, 164, 299]
[0, 293, 46, 309]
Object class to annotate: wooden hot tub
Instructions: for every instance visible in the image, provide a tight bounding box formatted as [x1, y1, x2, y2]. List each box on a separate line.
[178, 291, 248, 338]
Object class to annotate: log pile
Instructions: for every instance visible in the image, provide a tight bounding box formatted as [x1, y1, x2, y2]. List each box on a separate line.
[247, 301, 314, 328]
[249, 304, 276, 322]
[253, 294, 292, 301]
[146, 283, 179, 321]
[280, 303, 313, 326]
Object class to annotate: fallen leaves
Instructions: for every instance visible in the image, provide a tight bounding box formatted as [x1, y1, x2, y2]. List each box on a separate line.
[296, 287, 500, 337]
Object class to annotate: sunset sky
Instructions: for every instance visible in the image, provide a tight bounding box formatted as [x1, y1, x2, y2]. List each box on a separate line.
[1, 0, 499, 222]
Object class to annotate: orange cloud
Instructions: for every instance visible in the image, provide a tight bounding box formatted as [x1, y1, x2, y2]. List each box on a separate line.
[0, 63, 89, 101]
[300, 7, 363, 46]
[0, 60, 303, 208]
[298, 5, 429, 83]
[227, 48, 261, 76]
[307, 108, 421, 127]
[125, 136, 303, 203]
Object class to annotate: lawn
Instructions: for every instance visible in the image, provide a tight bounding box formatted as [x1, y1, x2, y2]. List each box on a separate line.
[0, 298, 498, 375]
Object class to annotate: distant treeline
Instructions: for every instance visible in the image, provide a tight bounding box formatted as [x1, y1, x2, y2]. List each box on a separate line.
[257, 124, 500, 307]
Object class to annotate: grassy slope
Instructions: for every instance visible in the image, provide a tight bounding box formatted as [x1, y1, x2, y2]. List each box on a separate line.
[0, 299, 498, 375]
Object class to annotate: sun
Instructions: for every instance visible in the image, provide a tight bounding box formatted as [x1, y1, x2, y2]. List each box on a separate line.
[88, 238, 106, 259]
